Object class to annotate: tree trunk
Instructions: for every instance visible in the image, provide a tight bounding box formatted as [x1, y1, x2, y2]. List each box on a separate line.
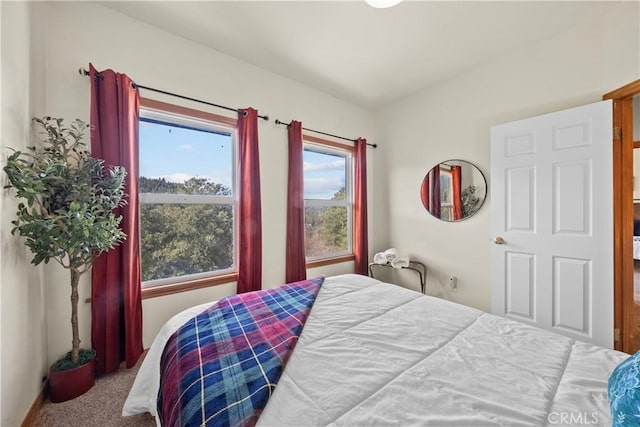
[70, 267, 81, 364]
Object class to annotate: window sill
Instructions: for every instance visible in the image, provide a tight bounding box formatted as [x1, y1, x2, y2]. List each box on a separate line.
[141, 272, 238, 300]
[91, 255, 354, 303]
[306, 254, 355, 269]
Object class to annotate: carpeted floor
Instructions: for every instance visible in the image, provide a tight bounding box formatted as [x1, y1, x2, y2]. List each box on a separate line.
[34, 354, 156, 427]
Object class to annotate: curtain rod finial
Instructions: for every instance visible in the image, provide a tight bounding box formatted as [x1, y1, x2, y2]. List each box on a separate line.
[78, 67, 88, 76]
[274, 119, 291, 127]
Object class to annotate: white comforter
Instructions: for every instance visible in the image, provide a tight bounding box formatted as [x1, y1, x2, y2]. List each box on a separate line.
[124, 274, 627, 426]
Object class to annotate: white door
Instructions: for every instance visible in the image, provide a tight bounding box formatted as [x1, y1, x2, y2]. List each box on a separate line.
[490, 100, 613, 348]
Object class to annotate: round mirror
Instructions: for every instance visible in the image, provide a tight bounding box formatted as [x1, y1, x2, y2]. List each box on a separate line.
[420, 159, 487, 222]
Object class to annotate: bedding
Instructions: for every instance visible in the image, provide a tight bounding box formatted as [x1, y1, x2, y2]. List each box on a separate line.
[609, 347, 640, 426]
[157, 277, 323, 426]
[124, 274, 628, 426]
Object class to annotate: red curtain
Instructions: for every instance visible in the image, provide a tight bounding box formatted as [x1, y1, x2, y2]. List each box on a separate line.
[431, 165, 441, 218]
[421, 174, 430, 210]
[285, 121, 307, 283]
[89, 64, 143, 374]
[237, 108, 262, 293]
[451, 165, 462, 220]
[354, 138, 369, 275]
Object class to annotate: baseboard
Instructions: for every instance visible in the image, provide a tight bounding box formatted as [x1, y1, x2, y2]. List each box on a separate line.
[20, 349, 148, 426]
[20, 385, 45, 427]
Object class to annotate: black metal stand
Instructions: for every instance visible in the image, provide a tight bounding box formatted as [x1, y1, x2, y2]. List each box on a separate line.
[368, 260, 427, 294]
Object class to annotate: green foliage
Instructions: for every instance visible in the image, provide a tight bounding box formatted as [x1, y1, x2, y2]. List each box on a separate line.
[140, 176, 230, 196]
[305, 187, 349, 256]
[461, 185, 480, 217]
[3, 117, 127, 271]
[4, 116, 128, 365]
[138, 176, 233, 282]
[139, 191, 233, 281]
[320, 187, 348, 251]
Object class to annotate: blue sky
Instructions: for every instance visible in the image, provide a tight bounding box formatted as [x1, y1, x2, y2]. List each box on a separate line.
[139, 120, 346, 199]
[303, 149, 346, 199]
[139, 120, 233, 189]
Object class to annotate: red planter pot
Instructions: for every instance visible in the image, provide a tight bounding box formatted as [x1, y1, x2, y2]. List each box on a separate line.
[48, 358, 96, 403]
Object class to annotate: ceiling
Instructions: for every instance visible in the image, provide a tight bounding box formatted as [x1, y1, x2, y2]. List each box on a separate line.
[100, 1, 617, 110]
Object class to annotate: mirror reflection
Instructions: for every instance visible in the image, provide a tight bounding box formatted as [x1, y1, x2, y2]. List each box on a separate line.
[420, 159, 487, 222]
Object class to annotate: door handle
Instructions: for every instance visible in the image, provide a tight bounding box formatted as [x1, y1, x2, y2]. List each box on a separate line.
[494, 236, 505, 245]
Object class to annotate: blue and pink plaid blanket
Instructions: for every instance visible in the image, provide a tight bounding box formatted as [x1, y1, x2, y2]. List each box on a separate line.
[157, 276, 324, 427]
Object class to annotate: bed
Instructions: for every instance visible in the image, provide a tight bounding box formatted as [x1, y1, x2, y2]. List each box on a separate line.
[123, 274, 629, 426]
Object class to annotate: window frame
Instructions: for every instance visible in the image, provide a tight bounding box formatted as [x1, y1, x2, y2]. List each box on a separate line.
[439, 165, 453, 221]
[302, 134, 355, 265]
[138, 98, 239, 298]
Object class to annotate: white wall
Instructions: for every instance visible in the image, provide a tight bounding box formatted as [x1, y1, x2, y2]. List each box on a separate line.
[373, 1, 640, 311]
[41, 2, 375, 354]
[0, 2, 48, 425]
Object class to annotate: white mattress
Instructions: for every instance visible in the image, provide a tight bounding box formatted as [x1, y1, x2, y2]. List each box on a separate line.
[124, 274, 628, 426]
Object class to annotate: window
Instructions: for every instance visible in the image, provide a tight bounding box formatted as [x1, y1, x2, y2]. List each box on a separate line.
[439, 167, 453, 221]
[139, 103, 237, 288]
[303, 141, 353, 260]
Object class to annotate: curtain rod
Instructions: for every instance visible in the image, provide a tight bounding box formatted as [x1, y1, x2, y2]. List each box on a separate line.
[79, 68, 269, 122]
[274, 119, 377, 148]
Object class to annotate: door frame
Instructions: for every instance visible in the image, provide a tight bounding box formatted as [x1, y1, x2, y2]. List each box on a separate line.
[604, 79, 640, 353]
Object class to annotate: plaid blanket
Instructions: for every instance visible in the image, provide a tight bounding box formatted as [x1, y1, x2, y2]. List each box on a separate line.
[157, 276, 324, 427]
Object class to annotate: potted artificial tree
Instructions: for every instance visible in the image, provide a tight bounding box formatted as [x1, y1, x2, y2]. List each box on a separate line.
[3, 117, 127, 402]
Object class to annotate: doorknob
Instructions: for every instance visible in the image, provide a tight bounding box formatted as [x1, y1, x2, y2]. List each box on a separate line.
[494, 236, 505, 245]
